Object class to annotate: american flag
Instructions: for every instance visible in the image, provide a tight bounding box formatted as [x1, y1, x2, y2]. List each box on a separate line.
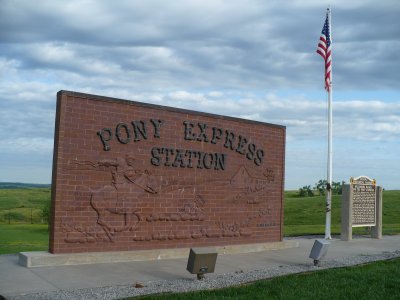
[317, 10, 332, 91]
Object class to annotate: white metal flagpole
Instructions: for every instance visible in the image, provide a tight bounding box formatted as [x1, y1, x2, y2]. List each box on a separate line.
[325, 7, 333, 240]
[317, 7, 333, 239]
[325, 75, 333, 239]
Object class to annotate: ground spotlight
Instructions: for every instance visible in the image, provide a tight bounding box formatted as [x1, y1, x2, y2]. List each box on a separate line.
[309, 239, 330, 266]
[186, 247, 218, 280]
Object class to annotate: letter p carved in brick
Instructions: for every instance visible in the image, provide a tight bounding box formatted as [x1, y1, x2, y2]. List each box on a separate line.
[97, 128, 113, 151]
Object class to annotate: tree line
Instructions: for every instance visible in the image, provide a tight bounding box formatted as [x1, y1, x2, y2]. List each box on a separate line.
[298, 179, 345, 197]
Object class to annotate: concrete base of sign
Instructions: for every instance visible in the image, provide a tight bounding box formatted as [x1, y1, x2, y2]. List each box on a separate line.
[341, 184, 353, 241]
[19, 240, 299, 268]
[371, 186, 383, 239]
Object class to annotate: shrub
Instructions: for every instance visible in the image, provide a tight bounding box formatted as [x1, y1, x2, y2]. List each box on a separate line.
[3, 211, 25, 223]
[40, 201, 51, 225]
[315, 179, 327, 196]
[299, 185, 314, 197]
[314, 180, 345, 195]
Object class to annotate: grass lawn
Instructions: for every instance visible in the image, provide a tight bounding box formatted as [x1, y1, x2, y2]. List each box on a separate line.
[123, 258, 400, 300]
[0, 224, 49, 254]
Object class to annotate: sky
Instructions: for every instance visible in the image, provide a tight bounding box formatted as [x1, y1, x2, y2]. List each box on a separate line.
[0, 0, 399, 190]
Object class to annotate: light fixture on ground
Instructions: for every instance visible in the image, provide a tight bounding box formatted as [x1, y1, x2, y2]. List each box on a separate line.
[186, 247, 218, 279]
[309, 239, 330, 266]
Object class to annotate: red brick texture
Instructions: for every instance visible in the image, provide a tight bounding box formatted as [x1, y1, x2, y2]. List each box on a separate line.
[49, 91, 286, 254]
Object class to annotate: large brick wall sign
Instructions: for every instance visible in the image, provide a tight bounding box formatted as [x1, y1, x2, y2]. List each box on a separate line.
[50, 91, 286, 254]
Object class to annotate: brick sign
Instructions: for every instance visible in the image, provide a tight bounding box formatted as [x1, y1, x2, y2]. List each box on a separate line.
[50, 91, 286, 253]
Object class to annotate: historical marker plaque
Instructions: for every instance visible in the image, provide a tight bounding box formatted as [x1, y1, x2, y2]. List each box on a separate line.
[351, 176, 376, 227]
[341, 176, 382, 241]
[50, 91, 286, 254]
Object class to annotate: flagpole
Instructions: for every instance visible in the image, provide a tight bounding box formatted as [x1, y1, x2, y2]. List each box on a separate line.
[325, 7, 333, 240]
[325, 81, 332, 239]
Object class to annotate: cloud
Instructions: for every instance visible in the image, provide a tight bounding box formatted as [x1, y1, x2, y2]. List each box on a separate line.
[0, 137, 54, 154]
[0, 0, 399, 188]
[130, 91, 400, 143]
[1, 1, 399, 91]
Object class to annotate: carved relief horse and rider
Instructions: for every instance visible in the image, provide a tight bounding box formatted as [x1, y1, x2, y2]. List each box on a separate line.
[75, 155, 159, 241]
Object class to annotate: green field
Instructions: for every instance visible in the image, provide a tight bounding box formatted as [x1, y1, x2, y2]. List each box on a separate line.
[0, 188, 399, 254]
[0, 187, 50, 254]
[0, 187, 51, 224]
[129, 258, 400, 300]
[284, 190, 400, 236]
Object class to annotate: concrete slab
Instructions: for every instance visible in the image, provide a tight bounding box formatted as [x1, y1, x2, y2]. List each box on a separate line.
[0, 255, 58, 297]
[19, 240, 298, 268]
[0, 235, 399, 300]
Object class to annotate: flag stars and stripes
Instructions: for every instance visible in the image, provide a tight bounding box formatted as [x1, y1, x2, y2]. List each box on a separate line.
[317, 11, 332, 91]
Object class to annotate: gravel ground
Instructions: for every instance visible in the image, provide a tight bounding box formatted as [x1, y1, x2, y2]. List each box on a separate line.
[8, 249, 400, 300]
